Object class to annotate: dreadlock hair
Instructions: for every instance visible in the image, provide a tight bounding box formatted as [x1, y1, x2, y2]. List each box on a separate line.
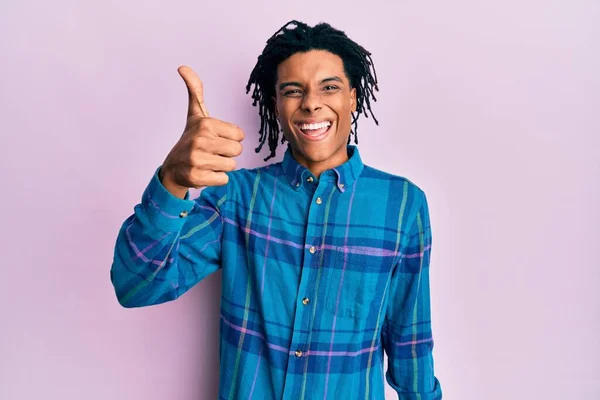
[246, 20, 379, 161]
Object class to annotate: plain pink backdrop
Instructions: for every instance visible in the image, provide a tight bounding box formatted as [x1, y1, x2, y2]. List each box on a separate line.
[1, 1, 598, 399]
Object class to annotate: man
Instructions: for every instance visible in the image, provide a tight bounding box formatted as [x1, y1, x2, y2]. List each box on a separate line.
[111, 20, 442, 400]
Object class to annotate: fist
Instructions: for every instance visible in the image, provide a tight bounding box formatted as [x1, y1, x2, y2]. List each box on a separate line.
[160, 66, 245, 197]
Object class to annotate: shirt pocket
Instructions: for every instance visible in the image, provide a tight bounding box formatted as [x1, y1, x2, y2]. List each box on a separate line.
[325, 251, 386, 320]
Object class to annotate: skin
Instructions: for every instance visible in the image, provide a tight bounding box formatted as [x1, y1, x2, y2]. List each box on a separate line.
[274, 50, 357, 178]
[159, 50, 357, 198]
[160, 66, 244, 198]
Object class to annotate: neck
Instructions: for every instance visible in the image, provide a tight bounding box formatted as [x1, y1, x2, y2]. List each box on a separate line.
[291, 146, 349, 178]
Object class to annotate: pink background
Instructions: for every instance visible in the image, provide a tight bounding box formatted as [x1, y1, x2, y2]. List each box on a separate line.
[1, 1, 598, 399]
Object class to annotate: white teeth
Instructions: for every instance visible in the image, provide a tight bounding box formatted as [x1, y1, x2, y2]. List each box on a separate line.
[298, 121, 331, 131]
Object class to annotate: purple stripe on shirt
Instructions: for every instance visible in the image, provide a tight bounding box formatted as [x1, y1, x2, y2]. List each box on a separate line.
[395, 337, 434, 347]
[221, 313, 379, 358]
[131, 231, 172, 261]
[402, 244, 432, 258]
[223, 218, 305, 249]
[220, 313, 289, 354]
[223, 217, 406, 257]
[148, 194, 180, 219]
[308, 345, 380, 357]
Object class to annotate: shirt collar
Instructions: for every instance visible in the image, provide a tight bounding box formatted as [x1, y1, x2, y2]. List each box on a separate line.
[281, 144, 364, 192]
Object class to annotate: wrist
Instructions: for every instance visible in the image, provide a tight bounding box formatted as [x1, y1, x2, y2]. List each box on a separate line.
[159, 166, 189, 199]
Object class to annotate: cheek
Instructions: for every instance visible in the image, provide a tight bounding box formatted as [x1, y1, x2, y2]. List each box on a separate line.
[282, 104, 300, 125]
[335, 102, 353, 122]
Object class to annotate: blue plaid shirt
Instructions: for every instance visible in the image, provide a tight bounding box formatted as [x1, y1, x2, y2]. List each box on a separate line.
[111, 145, 442, 399]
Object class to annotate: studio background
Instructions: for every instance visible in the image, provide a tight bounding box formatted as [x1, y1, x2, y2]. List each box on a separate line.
[1, 1, 598, 399]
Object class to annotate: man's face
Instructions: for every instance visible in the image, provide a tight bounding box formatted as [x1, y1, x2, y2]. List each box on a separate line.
[274, 50, 357, 174]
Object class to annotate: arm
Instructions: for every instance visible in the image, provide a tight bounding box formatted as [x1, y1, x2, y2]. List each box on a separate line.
[110, 168, 227, 308]
[382, 191, 443, 399]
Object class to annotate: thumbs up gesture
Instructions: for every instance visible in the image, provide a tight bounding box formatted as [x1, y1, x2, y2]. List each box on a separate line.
[159, 66, 245, 198]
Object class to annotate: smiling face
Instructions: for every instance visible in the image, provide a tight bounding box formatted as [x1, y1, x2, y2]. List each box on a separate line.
[274, 50, 357, 177]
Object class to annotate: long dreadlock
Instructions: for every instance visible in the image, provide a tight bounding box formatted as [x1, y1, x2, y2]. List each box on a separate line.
[246, 20, 379, 161]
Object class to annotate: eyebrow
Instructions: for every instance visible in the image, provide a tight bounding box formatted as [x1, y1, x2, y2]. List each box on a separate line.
[278, 76, 343, 91]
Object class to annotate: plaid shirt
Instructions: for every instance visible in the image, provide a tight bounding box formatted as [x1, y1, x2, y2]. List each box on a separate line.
[111, 145, 442, 399]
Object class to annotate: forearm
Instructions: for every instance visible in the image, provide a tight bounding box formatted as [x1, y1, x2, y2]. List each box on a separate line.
[383, 320, 442, 400]
[110, 168, 223, 307]
[111, 208, 186, 307]
[384, 191, 442, 399]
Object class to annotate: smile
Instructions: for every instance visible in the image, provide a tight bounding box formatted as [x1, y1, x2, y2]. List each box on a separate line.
[295, 121, 332, 141]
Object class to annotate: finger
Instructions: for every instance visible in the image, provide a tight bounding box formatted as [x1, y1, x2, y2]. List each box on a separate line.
[195, 153, 237, 172]
[197, 118, 245, 142]
[199, 136, 243, 158]
[178, 65, 210, 118]
[193, 170, 229, 187]
[218, 123, 245, 142]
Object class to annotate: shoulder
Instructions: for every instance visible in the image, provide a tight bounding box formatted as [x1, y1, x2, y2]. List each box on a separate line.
[361, 164, 426, 203]
[361, 164, 431, 236]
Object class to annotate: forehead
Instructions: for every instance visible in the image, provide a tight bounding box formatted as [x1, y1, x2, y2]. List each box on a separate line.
[276, 50, 347, 83]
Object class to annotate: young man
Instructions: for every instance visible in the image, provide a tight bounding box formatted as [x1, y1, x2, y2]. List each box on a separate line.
[111, 20, 442, 400]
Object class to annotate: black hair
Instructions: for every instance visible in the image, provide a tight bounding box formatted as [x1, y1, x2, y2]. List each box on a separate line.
[245, 20, 379, 161]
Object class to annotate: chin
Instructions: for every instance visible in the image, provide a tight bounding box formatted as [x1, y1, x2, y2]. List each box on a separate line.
[282, 118, 350, 165]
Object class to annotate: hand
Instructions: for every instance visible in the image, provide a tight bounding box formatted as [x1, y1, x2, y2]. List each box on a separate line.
[159, 66, 245, 198]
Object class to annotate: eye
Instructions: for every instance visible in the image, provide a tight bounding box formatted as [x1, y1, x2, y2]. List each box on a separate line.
[284, 89, 303, 96]
[323, 85, 340, 91]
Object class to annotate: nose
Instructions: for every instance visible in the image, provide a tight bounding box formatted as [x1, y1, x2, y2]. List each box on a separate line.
[301, 90, 322, 113]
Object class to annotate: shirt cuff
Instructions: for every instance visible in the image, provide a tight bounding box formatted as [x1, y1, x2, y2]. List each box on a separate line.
[141, 167, 196, 232]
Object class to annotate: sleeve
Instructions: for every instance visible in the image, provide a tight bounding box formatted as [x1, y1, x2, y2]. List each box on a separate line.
[382, 191, 443, 399]
[109, 167, 227, 308]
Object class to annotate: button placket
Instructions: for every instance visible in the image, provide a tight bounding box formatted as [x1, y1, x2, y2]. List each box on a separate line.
[301, 245, 316, 308]
[285, 184, 328, 382]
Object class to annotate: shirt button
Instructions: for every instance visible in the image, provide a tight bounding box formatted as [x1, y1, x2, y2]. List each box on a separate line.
[179, 211, 188, 218]
[316, 197, 322, 205]
[295, 182, 300, 187]
[309, 246, 316, 254]
[307, 176, 314, 183]
[302, 298, 310, 305]
[339, 183, 345, 189]
[295, 350, 303, 358]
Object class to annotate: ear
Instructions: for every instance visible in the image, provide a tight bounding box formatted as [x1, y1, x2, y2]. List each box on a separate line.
[350, 88, 357, 113]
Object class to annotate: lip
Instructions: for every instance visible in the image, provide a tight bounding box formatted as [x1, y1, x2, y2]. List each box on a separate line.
[294, 120, 334, 142]
[294, 118, 333, 125]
